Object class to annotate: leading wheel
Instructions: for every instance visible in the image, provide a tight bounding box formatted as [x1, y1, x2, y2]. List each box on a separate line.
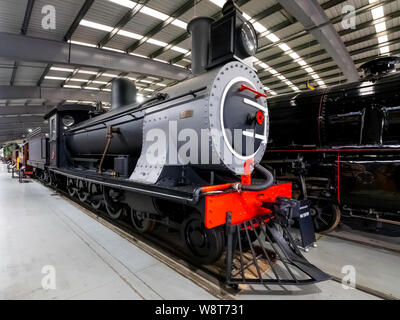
[181, 213, 225, 265]
[310, 201, 341, 233]
[130, 210, 155, 233]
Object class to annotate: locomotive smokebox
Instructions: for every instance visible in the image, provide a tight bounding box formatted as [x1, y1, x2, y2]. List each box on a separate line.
[187, 16, 214, 76]
[111, 78, 137, 110]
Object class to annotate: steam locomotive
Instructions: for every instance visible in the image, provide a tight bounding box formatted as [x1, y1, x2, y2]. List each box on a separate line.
[24, 1, 328, 286]
[264, 56, 400, 233]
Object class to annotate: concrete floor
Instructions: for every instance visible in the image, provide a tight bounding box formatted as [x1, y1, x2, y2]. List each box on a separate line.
[0, 164, 395, 300]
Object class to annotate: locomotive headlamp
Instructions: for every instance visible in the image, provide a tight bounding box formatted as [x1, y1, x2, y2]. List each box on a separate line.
[208, 2, 259, 68]
[62, 115, 75, 127]
[239, 21, 258, 56]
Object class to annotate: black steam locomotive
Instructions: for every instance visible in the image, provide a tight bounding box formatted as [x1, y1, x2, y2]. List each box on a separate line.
[25, 1, 329, 286]
[264, 56, 400, 233]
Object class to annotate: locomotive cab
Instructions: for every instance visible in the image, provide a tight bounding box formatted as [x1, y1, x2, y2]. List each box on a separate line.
[44, 105, 96, 168]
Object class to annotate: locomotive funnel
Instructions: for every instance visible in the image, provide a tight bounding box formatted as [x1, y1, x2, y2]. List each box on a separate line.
[111, 78, 137, 110]
[187, 16, 214, 76]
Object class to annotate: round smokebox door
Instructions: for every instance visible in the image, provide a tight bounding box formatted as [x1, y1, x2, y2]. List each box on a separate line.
[221, 80, 266, 158]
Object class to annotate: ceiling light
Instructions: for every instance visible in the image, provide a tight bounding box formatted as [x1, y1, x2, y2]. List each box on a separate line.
[130, 53, 148, 58]
[371, 6, 384, 20]
[154, 58, 168, 64]
[80, 19, 113, 32]
[68, 40, 96, 47]
[278, 75, 286, 80]
[156, 83, 167, 87]
[117, 30, 142, 40]
[279, 43, 291, 52]
[375, 22, 386, 33]
[266, 33, 280, 43]
[63, 85, 81, 89]
[289, 52, 300, 59]
[305, 67, 314, 73]
[378, 35, 388, 43]
[103, 46, 124, 53]
[92, 81, 108, 85]
[317, 80, 325, 86]
[45, 76, 67, 81]
[108, 0, 136, 9]
[285, 81, 293, 86]
[380, 46, 390, 54]
[297, 60, 307, 66]
[253, 22, 267, 33]
[268, 68, 278, 75]
[69, 78, 89, 82]
[84, 87, 100, 91]
[140, 79, 152, 84]
[78, 70, 98, 75]
[270, 91, 278, 96]
[147, 38, 168, 47]
[140, 6, 169, 21]
[242, 13, 252, 21]
[102, 73, 118, 78]
[50, 67, 74, 72]
[312, 74, 319, 79]
[259, 62, 269, 69]
[171, 46, 189, 54]
[171, 19, 187, 29]
[209, 0, 225, 7]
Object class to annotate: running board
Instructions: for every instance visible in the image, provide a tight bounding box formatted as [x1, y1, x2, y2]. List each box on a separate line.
[225, 213, 330, 286]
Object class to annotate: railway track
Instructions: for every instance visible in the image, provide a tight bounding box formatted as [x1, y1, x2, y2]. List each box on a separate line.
[34, 177, 397, 300]
[44, 181, 237, 300]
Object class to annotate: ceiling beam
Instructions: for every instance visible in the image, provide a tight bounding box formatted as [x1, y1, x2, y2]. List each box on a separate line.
[276, 0, 359, 82]
[64, 0, 95, 41]
[0, 86, 110, 102]
[37, 63, 52, 87]
[21, 0, 35, 35]
[10, 0, 36, 87]
[0, 105, 52, 116]
[10, 62, 18, 86]
[0, 32, 189, 81]
[98, 1, 147, 48]
[126, 0, 194, 53]
[260, 29, 400, 83]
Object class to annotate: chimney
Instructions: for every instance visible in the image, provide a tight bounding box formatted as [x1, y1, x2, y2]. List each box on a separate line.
[111, 78, 137, 110]
[187, 16, 215, 76]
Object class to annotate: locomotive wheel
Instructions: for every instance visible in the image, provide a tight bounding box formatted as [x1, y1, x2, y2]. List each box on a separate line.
[43, 171, 50, 185]
[130, 210, 155, 233]
[77, 180, 89, 203]
[103, 187, 124, 220]
[67, 178, 76, 197]
[90, 184, 103, 210]
[310, 201, 341, 233]
[181, 213, 224, 265]
[49, 173, 58, 188]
